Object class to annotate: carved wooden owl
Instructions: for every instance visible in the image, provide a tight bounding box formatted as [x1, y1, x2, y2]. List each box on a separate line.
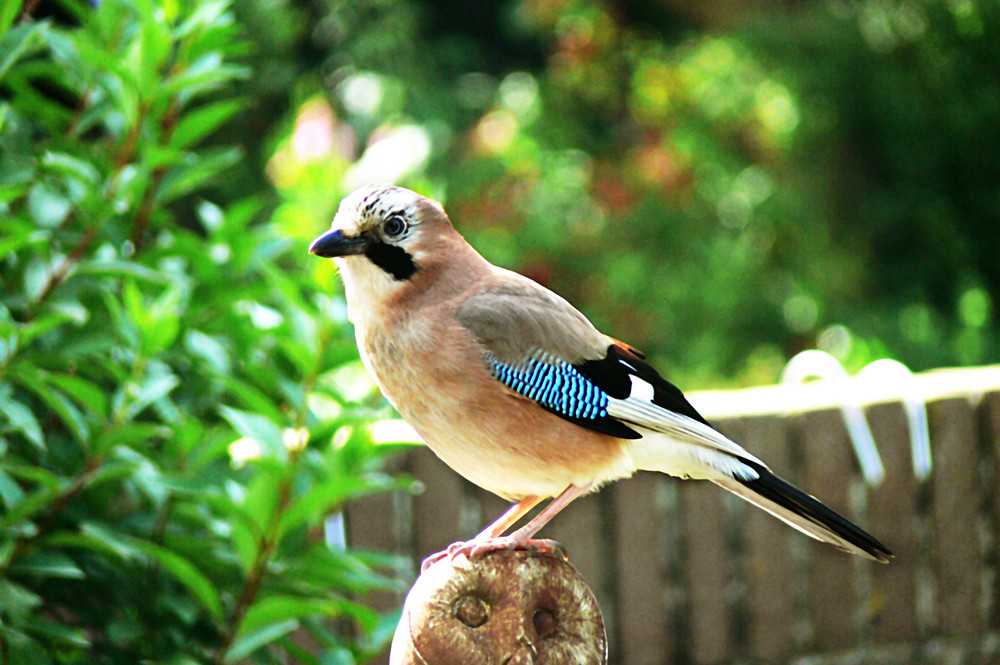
[391, 549, 606, 665]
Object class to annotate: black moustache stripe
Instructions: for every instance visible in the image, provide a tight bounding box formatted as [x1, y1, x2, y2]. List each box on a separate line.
[365, 241, 417, 280]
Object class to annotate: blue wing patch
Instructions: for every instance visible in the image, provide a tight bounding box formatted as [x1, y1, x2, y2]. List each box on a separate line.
[487, 352, 609, 420]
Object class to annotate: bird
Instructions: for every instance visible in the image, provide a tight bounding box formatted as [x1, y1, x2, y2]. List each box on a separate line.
[309, 184, 892, 566]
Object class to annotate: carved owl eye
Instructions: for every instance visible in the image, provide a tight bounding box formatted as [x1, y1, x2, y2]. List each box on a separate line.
[453, 595, 489, 628]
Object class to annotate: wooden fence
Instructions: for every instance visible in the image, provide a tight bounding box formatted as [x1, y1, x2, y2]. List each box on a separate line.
[346, 366, 1000, 665]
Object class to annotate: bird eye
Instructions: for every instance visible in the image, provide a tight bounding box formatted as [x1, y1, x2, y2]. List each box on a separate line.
[383, 215, 407, 238]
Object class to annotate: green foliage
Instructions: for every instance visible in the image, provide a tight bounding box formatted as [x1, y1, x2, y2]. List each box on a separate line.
[0, 2, 408, 663]
[261, 0, 999, 387]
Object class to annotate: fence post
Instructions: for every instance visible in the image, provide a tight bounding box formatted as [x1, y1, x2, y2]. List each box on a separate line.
[611, 472, 673, 665]
[867, 401, 920, 643]
[797, 407, 859, 652]
[929, 397, 984, 637]
[741, 414, 795, 662]
[681, 476, 733, 663]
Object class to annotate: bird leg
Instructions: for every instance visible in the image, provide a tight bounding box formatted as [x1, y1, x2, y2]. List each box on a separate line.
[422, 484, 593, 570]
[421, 495, 542, 571]
[464, 483, 591, 558]
[477, 495, 545, 539]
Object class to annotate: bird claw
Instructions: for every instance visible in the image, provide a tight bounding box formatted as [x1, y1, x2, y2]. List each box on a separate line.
[464, 536, 563, 560]
[419, 550, 449, 571]
[420, 537, 564, 571]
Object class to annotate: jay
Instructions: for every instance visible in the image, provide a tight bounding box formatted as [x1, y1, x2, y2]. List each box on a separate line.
[310, 185, 892, 564]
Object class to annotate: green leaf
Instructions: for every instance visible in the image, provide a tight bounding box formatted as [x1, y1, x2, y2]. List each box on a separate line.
[40, 151, 101, 186]
[154, 147, 243, 205]
[239, 596, 359, 636]
[120, 371, 180, 422]
[184, 329, 230, 374]
[162, 53, 250, 98]
[0, 2, 18, 40]
[0, 484, 59, 531]
[73, 26, 138, 125]
[106, 162, 151, 214]
[212, 498, 259, 574]
[362, 609, 404, 659]
[133, 7, 172, 100]
[224, 619, 299, 663]
[23, 256, 53, 301]
[241, 460, 287, 533]
[277, 334, 315, 378]
[320, 648, 359, 665]
[11, 367, 89, 444]
[12, 551, 85, 580]
[0, 579, 43, 622]
[18, 309, 79, 346]
[78, 523, 145, 560]
[174, 0, 231, 39]
[0, 462, 60, 490]
[43, 530, 129, 564]
[0, 222, 47, 258]
[75, 259, 170, 283]
[275, 639, 321, 665]
[217, 376, 285, 423]
[94, 423, 170, 457]
[0, 466, 26, 509]
[260, 261, 310, 312]
[183, 424, 232, 469]
[132, 540, 223, 619]
[48, 299, 89, 326]
[0, 151, 35, 190]
[0, 396, 45, 450]
[284, 548, 404, 599]
[278, 474, 394, 539]
[170, 99, 244, 149]
[142, 285, 185, 355]
[82, 458, 141, 490]
[26, 181, 71, 227]
[46, 373, 107, 419]
[0, 22, 45, 84]
[111, 447, 169, 506]
[121, 277, 146, 334]
[219, 405, 286, 461]
[25, 615, 90, 648]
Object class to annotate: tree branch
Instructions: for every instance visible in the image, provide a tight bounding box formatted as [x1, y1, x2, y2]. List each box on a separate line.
[24, 224, 99, 322]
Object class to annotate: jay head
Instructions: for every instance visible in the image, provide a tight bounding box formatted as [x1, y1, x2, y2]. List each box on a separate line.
[311, 184, 892, 567]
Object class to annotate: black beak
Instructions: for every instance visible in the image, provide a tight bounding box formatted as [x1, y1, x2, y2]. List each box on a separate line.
[309, 229, 368, 258]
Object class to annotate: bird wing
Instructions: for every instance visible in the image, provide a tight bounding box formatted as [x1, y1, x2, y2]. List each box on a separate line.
[457, 278, 638, 440]
[455, 274, 761, 464]
[455, 272, 609, 366]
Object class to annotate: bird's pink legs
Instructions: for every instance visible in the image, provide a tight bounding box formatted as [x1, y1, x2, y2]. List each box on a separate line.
[477, 495, 545, 539]
[422, 495, 541, 570]
[422, 483, 593, 570]
[485, 482, 592, 547]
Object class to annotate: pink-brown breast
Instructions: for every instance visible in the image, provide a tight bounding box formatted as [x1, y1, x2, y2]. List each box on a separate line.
[356, 297, 634, 501]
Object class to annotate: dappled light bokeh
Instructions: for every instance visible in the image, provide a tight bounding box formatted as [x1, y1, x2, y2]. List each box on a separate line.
[258, 0, 1000, 388]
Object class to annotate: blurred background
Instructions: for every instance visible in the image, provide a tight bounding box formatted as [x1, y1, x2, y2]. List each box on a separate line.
[1, 0, 998, 663]
[258, 0, 1000, 389]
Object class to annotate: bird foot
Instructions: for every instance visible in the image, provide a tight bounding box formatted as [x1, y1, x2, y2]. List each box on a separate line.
[420, 537, 563, 571]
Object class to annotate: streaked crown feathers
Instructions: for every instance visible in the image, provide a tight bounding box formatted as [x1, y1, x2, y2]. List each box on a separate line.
[332, 185, 447, 236]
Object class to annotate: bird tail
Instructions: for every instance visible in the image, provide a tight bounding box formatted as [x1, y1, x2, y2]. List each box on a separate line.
[711, 461, 892, 563]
